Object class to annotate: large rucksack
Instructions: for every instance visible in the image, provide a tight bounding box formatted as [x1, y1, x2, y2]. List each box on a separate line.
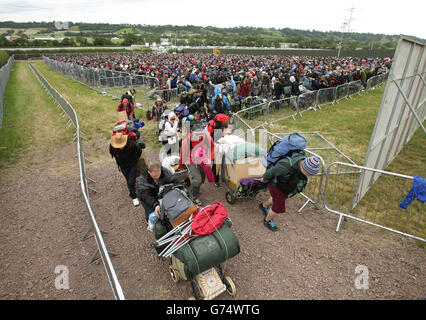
[264, 133, 307, 169]
[158, 184, 198, 227]
[274, 153, 308, 197]
[113, 121, 140, 141]
[207, 113, 230, 140]
[121, 93, 133, 103]
[214, 94, 225, 114]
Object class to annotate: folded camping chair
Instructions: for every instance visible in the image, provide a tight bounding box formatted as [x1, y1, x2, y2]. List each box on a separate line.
[151, 208, 204, 261]
[151, 203, 228, 261]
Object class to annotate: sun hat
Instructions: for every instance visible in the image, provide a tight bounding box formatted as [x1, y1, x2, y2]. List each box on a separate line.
[111, 132, 128, 149]
[300, 156, 320, 176]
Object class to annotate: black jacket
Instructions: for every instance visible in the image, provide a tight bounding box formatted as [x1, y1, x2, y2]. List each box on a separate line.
[109, 139, 142, 169]
[137, 167, 179, 209]
[273, 81, 284, 98]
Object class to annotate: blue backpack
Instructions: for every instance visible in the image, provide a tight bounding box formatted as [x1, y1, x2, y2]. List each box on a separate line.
[265, 133, 307, 169]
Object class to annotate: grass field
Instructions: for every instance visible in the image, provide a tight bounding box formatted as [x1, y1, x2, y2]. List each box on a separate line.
[30, 60, 161, 156]
[238, 87, 425, 241]
[0, 61, 74, 172]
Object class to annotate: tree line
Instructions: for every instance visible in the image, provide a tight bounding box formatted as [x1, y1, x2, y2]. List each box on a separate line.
[0, 21, 420, 50]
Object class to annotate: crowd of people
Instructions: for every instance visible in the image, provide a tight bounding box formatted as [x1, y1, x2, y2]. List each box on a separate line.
[52, 53, 392, 100]
[102, 52, 391, 232]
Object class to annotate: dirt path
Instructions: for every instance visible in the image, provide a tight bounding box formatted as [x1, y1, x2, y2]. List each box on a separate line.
[1, 141, 424, 300]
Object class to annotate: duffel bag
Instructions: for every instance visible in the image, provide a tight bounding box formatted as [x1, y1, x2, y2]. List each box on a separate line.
[173, 224, 240, 281]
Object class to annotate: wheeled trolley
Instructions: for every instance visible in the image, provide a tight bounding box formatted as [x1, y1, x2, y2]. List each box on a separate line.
[151, 207, 239, 300]
[217, 156, 267, 205]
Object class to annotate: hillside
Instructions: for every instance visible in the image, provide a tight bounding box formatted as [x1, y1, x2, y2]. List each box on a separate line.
[1, 21, 421, 50]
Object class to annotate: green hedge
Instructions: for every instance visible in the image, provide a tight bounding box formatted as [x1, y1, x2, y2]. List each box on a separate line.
[0, 50, 10, 67]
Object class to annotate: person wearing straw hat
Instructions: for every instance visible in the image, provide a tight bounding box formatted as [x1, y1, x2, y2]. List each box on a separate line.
[259, 155, 320, 231]
[109, 132, 142, 207]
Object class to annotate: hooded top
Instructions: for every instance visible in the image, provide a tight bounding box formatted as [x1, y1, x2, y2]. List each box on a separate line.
[211, 87, 230, 112]
[162, 111, 179, 141]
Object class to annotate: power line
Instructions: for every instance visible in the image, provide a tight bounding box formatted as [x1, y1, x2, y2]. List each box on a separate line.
[337, 4, 356, 57]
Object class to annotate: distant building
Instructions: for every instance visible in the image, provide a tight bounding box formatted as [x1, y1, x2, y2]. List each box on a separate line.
[33, 36, 56, 40]
[160, 38, 170, 46]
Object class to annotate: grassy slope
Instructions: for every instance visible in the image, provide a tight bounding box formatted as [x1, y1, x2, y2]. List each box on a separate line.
[31, 60, 160, 159]
[0, 61, 73, 170]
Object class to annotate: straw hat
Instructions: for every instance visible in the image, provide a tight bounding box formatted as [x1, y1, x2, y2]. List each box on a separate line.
[111, 132, 128, 149]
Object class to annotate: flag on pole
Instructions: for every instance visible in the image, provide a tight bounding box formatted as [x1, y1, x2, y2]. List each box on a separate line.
[213, 48, 221, 56]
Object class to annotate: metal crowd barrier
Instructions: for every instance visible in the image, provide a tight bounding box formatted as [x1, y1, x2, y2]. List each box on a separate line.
[348, 80, 363, 97]
[235, 73, 389, 123]
[297, 90, 318, 113]
[43, 56, 159, 108]
[28, 60, 126, 300]
[266, 97, 299, 123]
[335, 83, 349, 103]
[0, 55, 15, 128]
[323, 162, 425, 242]
[316, 87, 336, 107]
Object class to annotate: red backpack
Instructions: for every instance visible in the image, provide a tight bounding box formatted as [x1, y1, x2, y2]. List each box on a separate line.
[113, 121, 137, 141]
[208, 114, 230, 136]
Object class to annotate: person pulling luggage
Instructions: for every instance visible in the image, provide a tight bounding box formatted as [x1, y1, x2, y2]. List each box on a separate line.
[137, 162, 179, 222]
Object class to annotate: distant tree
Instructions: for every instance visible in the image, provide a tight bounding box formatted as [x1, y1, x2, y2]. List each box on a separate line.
[122, 33, 138, 46]
[76, 36, 88, 46]
[93, 37, 112, 46]
[60, 37, 76, 46]
[0, 36, 9, 47]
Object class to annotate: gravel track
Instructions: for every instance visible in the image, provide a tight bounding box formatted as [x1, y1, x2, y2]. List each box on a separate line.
[1, 143, 424, 300]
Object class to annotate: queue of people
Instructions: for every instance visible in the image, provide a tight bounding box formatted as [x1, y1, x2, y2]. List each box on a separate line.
[52, 53, 391, 104]
[104, 51, 389, 232]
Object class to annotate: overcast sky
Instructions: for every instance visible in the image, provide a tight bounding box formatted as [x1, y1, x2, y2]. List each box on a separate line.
[1, 0, 425, 39]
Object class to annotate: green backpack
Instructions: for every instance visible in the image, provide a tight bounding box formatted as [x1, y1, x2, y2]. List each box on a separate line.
[275, 154, 308, 197]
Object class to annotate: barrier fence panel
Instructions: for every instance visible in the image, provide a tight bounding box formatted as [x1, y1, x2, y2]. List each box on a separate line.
[316, 87, 336, 107]
[348, 80, 363, 97]
[43, 57, 160, 109]
[153, 88, 180, 104]
[266, 97, 299, 124]
[237, 101, 269, 121]
[0, 56, 15, 128]
[232, 113, 255, 139]
[324, 162, 425, 242]
[335, 83, 349, 102]
[29, 61, 126, 300]
[297, 91, 317, 113]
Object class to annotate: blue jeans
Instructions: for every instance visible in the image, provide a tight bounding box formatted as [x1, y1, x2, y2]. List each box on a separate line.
[141, 200, 154, 222]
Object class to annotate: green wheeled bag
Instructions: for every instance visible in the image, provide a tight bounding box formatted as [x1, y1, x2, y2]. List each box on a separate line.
[154, 220, 240, 281]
